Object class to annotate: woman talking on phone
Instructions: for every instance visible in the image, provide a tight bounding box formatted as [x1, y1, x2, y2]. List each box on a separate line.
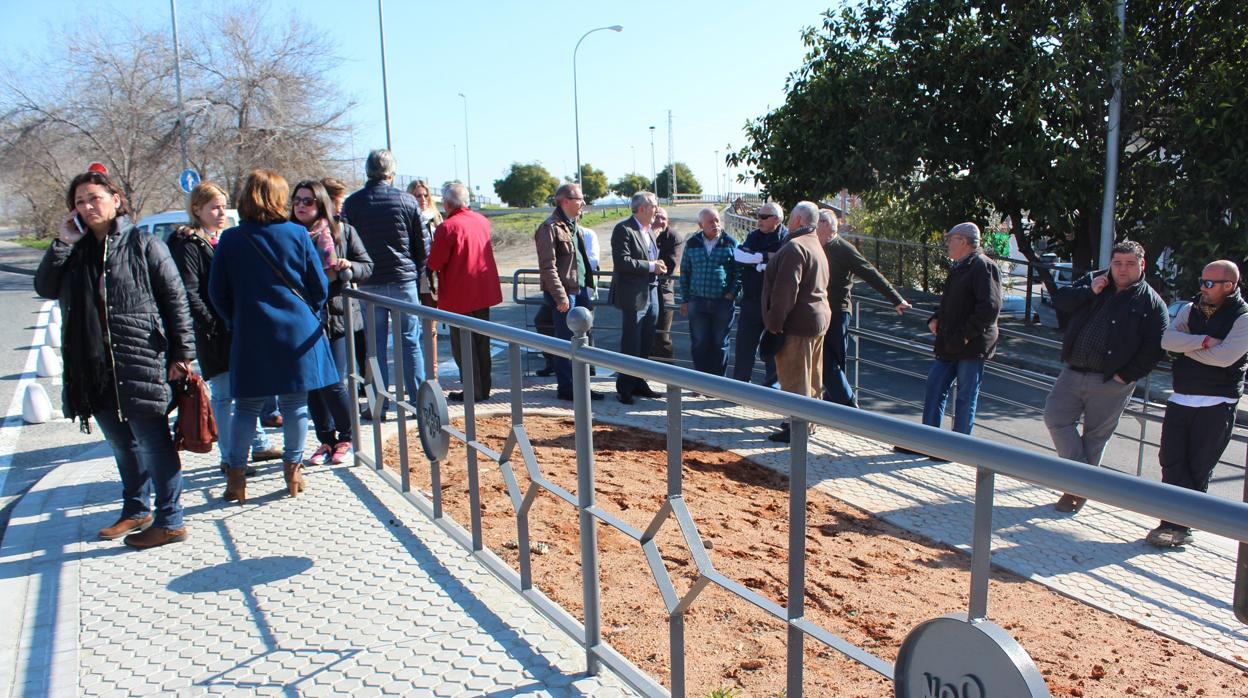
[35, 170, 196, 550]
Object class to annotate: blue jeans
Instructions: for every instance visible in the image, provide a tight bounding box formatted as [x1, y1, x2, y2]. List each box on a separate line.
[208, 373, 272, 464]
[822, 311, 855, 406]
[922, 358, 985, 435]
[616, 287, 658, 397]
[731, 299, 775, 384]
[366, 281, 426, 416]
[228, 392, 310, 470]
[93, 407, 184, 529]
[689, 297, 735, 376]
[545, 288, 592, 396]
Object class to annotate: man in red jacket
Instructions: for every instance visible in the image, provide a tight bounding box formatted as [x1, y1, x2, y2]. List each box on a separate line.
[427, 182, 502, 402]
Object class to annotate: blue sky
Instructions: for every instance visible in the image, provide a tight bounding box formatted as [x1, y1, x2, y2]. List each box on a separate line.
[2, 0, 834, 201]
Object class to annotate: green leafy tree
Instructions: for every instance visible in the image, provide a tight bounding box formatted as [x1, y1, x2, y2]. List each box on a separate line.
[655, 162, 702, 198]
[493, 162, 559, 208]
[731, 0, 1247, 294]
[571, 163, 608, 203]
[611, 172, 652, 199]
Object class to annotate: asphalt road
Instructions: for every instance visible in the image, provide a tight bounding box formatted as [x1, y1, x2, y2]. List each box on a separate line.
[0, 269, 102, 542]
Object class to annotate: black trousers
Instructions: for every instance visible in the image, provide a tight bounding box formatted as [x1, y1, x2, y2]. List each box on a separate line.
[1158, 401, 1237, 530]
[451, 307, 493, 400]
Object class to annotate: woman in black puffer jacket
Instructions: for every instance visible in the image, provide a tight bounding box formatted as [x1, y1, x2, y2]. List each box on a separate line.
[35, 170, 196, 550]
[168, 182, 279, 474]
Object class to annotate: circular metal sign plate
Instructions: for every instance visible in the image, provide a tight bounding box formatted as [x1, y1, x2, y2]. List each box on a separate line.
[417, 380, 449, 462]
[895, 613, 1050, 698]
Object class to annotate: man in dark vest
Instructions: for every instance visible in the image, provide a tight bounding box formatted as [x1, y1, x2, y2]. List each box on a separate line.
[1147, 260, 1248, 548]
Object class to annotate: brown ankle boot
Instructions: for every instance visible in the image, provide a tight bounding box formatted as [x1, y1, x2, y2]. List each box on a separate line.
[283, 461, 305, 497]
[223, 468, 247, 503]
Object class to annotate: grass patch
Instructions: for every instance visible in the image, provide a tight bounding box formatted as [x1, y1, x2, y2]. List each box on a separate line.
[10, 236, 51, 250]
[488, 206, 631, 249]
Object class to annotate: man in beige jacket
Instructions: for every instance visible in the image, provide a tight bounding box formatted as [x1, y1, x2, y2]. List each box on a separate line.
[761, 201, 833, 443]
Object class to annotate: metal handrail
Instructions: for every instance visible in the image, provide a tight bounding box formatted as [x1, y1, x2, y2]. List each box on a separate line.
[342, 287, 1248, 698]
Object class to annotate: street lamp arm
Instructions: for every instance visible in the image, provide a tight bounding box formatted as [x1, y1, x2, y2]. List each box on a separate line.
[573, 25, 623, 186]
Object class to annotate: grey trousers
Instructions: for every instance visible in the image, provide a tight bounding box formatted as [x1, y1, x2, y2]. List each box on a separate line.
[1043, 367, 1136, 466]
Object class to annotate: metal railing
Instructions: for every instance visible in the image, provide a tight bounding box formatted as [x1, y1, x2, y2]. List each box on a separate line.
[342, 287, 1248, 698]
[846, 295, 1248, 478]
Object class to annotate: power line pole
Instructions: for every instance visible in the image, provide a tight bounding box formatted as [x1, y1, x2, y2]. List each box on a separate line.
[169, 0, 189, 177]
[377, 0, 392, 150]
[649, 126, 656, 192]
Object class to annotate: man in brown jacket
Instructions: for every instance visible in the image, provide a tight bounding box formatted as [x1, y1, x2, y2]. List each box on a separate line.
[762, 201, 833, 443]
[533, 183, 603, 401]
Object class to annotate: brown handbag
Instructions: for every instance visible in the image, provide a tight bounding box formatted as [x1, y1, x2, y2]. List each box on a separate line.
[171, 372, 218, 453]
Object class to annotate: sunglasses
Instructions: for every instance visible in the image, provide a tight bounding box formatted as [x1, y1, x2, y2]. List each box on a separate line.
[292, 196, 318, 207]
[1199, 278, 1233, 289]
[757, 213, 777, 220]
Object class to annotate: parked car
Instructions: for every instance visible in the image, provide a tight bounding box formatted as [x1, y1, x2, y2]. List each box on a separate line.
[135, 209, 239, 242]
[1040, 262, 1075, 304]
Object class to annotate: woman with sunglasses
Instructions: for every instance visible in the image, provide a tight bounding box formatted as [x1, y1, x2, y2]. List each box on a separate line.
[35, 170, 195, 549]
[406, 180, 442, 305]
[291, 180, 373, 466]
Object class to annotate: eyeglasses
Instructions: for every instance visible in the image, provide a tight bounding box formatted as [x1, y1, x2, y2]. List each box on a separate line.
[757, 213, 776, 220]
[292, 196, 317, 207]
[565, 197, 585, 202]
[1200, 278, 1233, 289]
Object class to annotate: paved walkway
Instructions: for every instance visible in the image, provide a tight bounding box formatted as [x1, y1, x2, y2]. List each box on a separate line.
[0, 433, 635, 696]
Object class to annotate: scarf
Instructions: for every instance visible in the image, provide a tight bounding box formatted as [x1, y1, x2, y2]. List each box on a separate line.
[62, 233, 113, 432]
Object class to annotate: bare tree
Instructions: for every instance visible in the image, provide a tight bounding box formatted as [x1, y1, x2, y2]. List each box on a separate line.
[0, 8, 355, 236]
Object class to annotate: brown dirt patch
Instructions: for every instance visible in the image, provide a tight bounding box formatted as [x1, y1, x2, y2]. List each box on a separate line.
[383, 414, 1248, 697]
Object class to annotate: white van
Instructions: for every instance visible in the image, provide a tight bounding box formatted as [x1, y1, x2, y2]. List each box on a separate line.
[135, 209, 239, 242]
[1040, 262, 1075, 304]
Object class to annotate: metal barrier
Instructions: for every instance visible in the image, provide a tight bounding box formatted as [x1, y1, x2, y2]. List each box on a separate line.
[342, 287, 1248, 697]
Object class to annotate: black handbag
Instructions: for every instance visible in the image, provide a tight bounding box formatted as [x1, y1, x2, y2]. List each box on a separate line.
[759, 331, 787, 361]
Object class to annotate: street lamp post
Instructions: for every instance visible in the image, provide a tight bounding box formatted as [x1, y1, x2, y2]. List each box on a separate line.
[573, 25, 623, 187]
[168, 0, 189, 177]
[631, 145, 636, 174]
[714, 150, 720, 201]
[458, 92, 472, 204]
[377, 0, 392, 150]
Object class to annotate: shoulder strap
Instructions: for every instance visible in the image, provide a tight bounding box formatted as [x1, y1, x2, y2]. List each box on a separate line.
[241, 230, 315, 313]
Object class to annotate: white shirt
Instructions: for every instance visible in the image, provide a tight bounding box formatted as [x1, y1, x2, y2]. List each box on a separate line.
[580, 226, 600, 270]
[633, 216, 658, 272]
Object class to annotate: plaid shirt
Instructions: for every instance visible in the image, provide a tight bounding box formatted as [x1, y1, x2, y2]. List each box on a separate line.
[680, 231, 741, 302]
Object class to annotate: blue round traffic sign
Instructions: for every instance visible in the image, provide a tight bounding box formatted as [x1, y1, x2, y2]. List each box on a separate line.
[179, 169, 201, 194]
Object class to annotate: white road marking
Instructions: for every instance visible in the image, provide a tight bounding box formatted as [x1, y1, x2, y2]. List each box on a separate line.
[0, 300, 54, 495]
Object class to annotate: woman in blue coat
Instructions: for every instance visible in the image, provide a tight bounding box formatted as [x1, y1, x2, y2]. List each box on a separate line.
[209, 169, 338, 502]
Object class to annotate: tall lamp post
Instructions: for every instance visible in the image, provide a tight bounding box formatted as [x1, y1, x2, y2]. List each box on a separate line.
[573, 25, 623, 186]
[714, 150, 720, 201]
[458, 92, 473, 204]
[377, 0, 392, 150]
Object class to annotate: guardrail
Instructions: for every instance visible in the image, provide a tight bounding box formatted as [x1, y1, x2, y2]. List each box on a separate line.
[341, 287, 1248, 697]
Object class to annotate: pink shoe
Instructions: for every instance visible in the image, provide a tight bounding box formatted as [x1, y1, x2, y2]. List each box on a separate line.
[308, 443, 333, 466]
[330, 441, 353, 465]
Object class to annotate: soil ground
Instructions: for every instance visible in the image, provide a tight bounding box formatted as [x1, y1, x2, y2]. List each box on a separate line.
[383, 414, 1248, 697]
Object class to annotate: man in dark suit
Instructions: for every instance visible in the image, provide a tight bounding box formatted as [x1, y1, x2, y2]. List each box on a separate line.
[610, 191, 665, 403]
[650, 206, 685, 362]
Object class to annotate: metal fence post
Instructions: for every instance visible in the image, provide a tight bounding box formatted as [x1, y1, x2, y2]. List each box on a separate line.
[667, 384, 686, 697]
[568, 307, 602, 674]
[392, 311, 411, 494]
[968, 467, 996, 620]
[922, 245, 930, 293]
[1236, 438, 1248, 623]
[344, 285, 362, 463]
[787, 418, 809, 698]
[1136, 374, 1152, 477]
[461, 327, 483, 551]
